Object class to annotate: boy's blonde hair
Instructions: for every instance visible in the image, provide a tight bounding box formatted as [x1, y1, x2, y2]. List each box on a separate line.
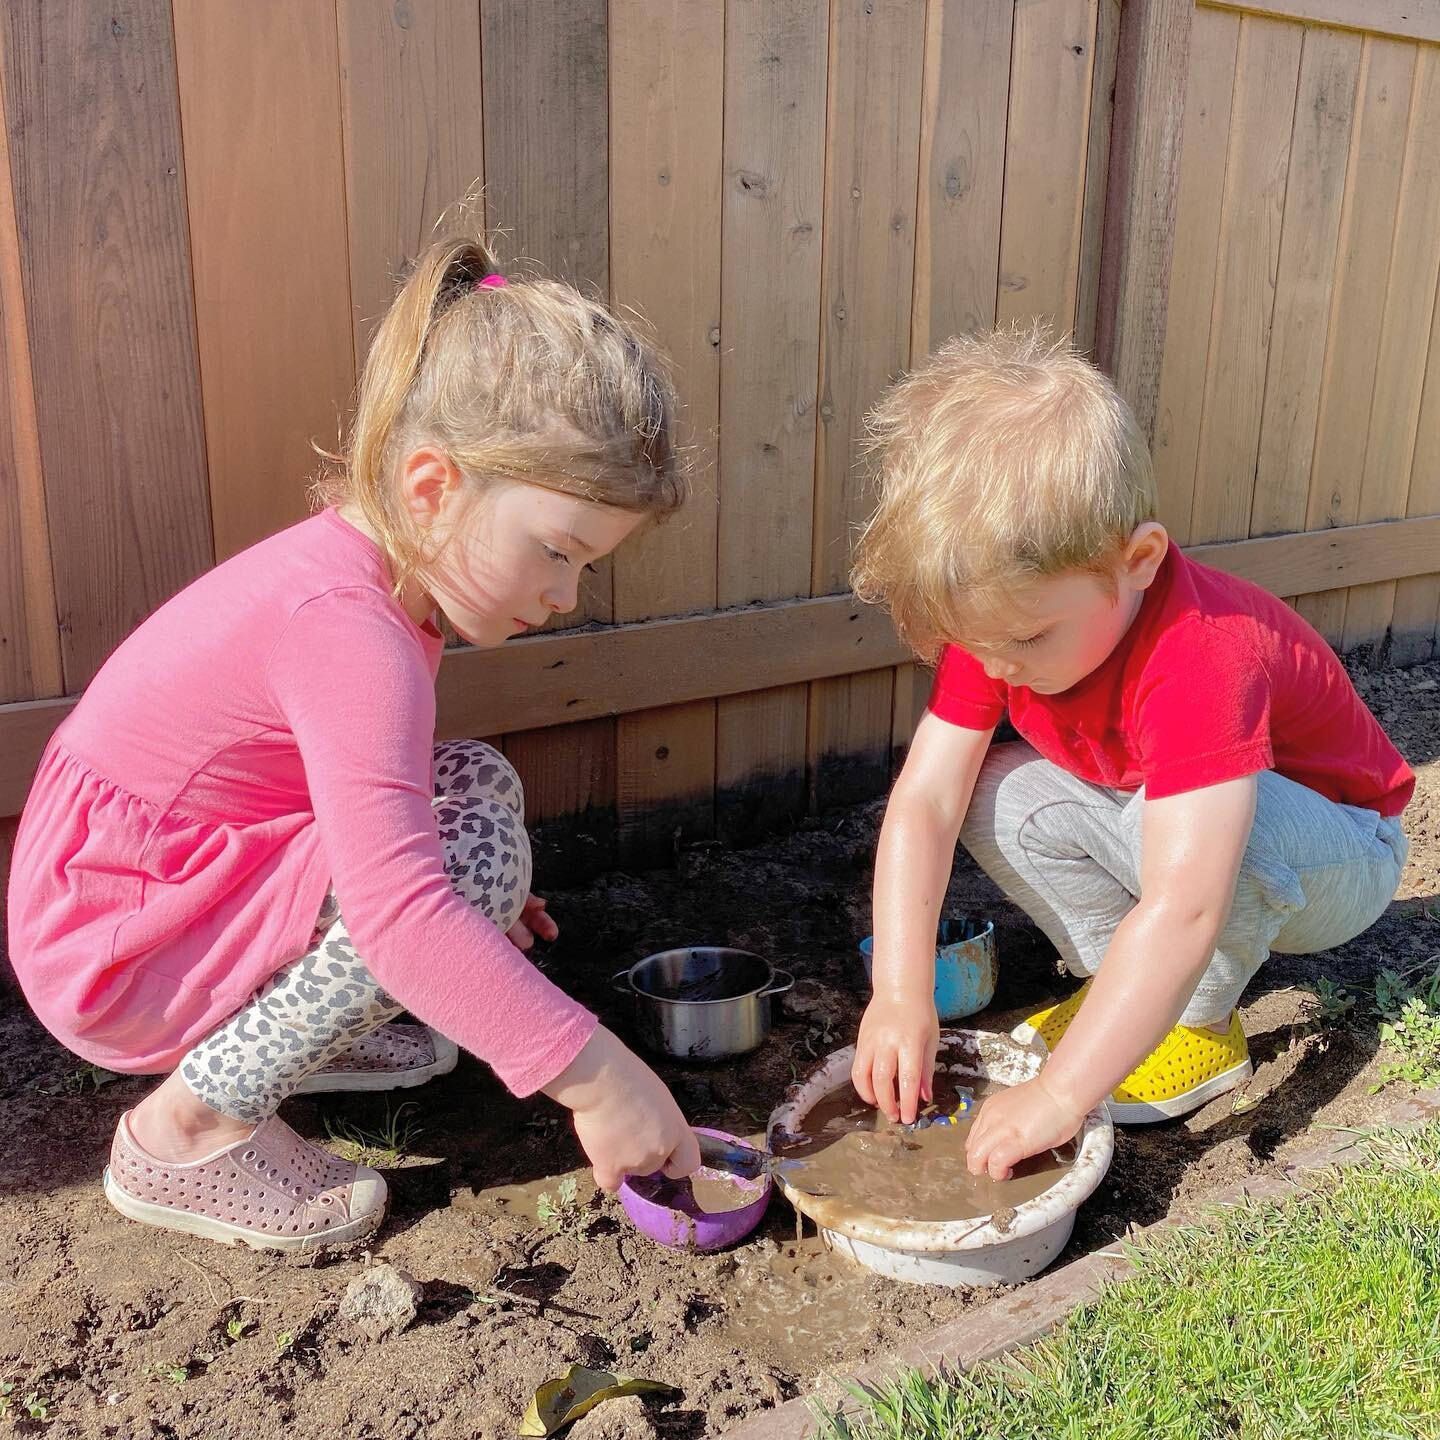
[318, 234, 683, 593]
[851, 325, 1155, 661]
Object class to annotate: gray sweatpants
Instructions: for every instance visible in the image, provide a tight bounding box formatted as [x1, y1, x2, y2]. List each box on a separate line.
[960, 743, 1409, 1026]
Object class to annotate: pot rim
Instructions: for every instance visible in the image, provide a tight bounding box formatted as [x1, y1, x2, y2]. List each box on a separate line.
[612, 947, 794, 1006]
[766, 1029, 1114, 1254]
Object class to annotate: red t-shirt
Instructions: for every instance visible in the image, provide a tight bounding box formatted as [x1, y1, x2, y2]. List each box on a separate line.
[929, 548, 1414, 815]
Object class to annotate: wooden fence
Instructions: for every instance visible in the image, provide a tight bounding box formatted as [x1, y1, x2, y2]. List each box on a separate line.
[2, 0, 1439, 877]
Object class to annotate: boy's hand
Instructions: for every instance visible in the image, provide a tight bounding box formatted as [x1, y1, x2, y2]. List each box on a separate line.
[852, 996, 940, 1125]
[506, 893, 559, 951]
[964, 1074, 1088, 1181]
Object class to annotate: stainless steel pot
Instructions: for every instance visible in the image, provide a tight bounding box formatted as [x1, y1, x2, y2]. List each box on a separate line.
[611, 946, 795, 1061]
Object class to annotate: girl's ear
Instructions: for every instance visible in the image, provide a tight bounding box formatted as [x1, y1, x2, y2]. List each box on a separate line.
[398, 446, 465, 530]
[1122, 521, 1169, 591]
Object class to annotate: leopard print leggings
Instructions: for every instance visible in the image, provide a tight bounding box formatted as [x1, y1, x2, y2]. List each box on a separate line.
[179, 740, 530, 1123]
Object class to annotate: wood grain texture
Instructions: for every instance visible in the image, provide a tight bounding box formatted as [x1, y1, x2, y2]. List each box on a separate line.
[1390, 263, 1440, 662]
[1340, 43, 1440, 654]
[1188, 15, 1304, 544]
[912, 0, 1013, 357]
[996, 0, 1097, 333]
[1149, 6, 1240, 541]
[2, 0, 212, 689]
[610, 0, 725, 862]
[338, 0, 485, 367]
[808, 0, 925, 814]
[1095, 0, 1195, 446]
[480, 0, 614, 827]
[0, 32, 59, 704]
[1076, 0, 1122, 357]
[716, 0, 829, 837]
[481, 0, 612, 628]
[1249, 27, 1361, 538]
[1201, 0, 1440, 46]
[1296, 36, 1415, 644]
[174, 0, 354, 563]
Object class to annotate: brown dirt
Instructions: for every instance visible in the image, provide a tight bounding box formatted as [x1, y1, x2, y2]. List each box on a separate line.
[2, 657, 1437, 1438]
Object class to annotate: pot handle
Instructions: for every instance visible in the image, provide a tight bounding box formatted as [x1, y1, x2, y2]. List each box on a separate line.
[610, 968, 633, 996]
[760, 967, 795, 999]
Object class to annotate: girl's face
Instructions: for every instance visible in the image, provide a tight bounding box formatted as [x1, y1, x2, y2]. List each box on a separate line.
[419, 478, 645, 648]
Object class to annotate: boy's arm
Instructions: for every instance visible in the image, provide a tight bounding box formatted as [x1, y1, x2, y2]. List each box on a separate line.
[966, 772, 1258, 1178]
[853, 711, 995, 1124]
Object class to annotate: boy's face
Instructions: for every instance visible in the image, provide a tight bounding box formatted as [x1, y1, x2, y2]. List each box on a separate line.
[954, 524, 1168, 695]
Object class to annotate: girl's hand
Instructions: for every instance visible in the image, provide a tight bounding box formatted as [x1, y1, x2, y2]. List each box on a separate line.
[506, 893, 559, 951]
[852, 995, 939, 1125]
[964, 1074, 1087, 1181]
[542, 1026, 701, 1192]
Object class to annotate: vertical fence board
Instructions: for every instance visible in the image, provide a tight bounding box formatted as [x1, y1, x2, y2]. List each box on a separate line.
[0, 37, 59, 704]
[1076, 0, 1122, 357]
[1391, 276, 1440, 663]
[483, 0, 616, 837]
[338, 0, 485, 368]
[1341, 44, 1440, 656]
[1095, 0, 1194, 445]
[481, 0, 612, 629]
[1188, 16, 1303, 544]
[1297, 37, 1415, 645]
[996, 0, 1097, 333]
[911, 0, 1012, 357]
[174, 1, 354, 563]
[2, 0, 212, 690]
[610, 0, 724, 863]
[1150, 7, 1240, 542]
[715, 0, 828, 835]
[808, 0, 924, 813]
[1250, 27, 1360, 541]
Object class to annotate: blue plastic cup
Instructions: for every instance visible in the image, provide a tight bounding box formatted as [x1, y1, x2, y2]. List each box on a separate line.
[858, 915, 997, 1021]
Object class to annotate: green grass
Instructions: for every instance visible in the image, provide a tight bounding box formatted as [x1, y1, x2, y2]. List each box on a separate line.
[322, 1099, 422, 1167]
[816, 1121, 1440, 1440]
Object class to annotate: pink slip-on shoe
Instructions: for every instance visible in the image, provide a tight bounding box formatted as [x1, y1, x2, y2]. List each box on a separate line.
[292, 1022, 459, 1095]
[104, 1111, 386, 1252]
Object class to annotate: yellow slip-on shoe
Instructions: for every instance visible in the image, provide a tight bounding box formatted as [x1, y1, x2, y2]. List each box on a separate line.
[1012, 985, 1252, 1123]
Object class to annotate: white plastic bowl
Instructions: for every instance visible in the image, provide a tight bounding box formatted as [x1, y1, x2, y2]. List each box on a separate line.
[767, 1030, 1114, 1287]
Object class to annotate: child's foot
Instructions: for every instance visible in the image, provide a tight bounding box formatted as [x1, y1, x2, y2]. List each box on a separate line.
[104, 1110, 386, 1252]
[1012, 982, 1252, 1122]
[292, 1022, 458, 1095]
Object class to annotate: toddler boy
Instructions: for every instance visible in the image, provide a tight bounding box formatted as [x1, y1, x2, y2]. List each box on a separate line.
[849, 327, 1413, 1180]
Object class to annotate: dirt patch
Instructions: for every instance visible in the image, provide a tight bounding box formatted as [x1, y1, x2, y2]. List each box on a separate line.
[2, 658, 1437, 1438]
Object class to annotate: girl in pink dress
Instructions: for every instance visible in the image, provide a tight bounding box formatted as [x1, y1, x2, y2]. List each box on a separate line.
[6, 236, 701, 1251]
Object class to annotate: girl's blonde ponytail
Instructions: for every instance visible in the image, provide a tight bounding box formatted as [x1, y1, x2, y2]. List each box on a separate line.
[319, 231, 681, 597]
[340, 239, 502, 578]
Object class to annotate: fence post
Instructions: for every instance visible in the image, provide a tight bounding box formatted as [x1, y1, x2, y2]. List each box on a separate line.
[1094, 0, 1194, 445]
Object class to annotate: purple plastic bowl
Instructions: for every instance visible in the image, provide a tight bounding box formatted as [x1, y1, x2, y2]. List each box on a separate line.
[617, 1127, 771, 1252]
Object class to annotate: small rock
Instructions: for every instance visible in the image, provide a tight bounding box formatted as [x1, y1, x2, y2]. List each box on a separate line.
[1414, 678, 1437, 693]
[339, 1264, 422, 1340]
[568, 1395, 657, 1440]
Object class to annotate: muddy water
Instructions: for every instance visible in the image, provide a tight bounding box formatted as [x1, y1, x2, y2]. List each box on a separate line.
[724, 1236, 884, 1368]
[629, 1168, 759, 1216]
[774, 1075, 1077, 1225]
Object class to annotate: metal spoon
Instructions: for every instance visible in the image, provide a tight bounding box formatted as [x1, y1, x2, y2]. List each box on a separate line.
[693, 1131, 830, 1197]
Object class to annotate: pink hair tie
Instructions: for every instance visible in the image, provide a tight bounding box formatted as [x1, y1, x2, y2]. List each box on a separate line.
[478, 273, 508, 289]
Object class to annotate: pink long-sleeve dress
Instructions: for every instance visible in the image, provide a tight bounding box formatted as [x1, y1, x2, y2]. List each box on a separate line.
[6, 508, 596, 1095]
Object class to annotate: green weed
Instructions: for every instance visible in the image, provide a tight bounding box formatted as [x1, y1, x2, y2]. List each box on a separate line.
[1, 1381, 51, 1421]
[536, 1174, 583, 1232]
[323, 1100, 421, 1167]
[39, 1062, 121, 1097]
